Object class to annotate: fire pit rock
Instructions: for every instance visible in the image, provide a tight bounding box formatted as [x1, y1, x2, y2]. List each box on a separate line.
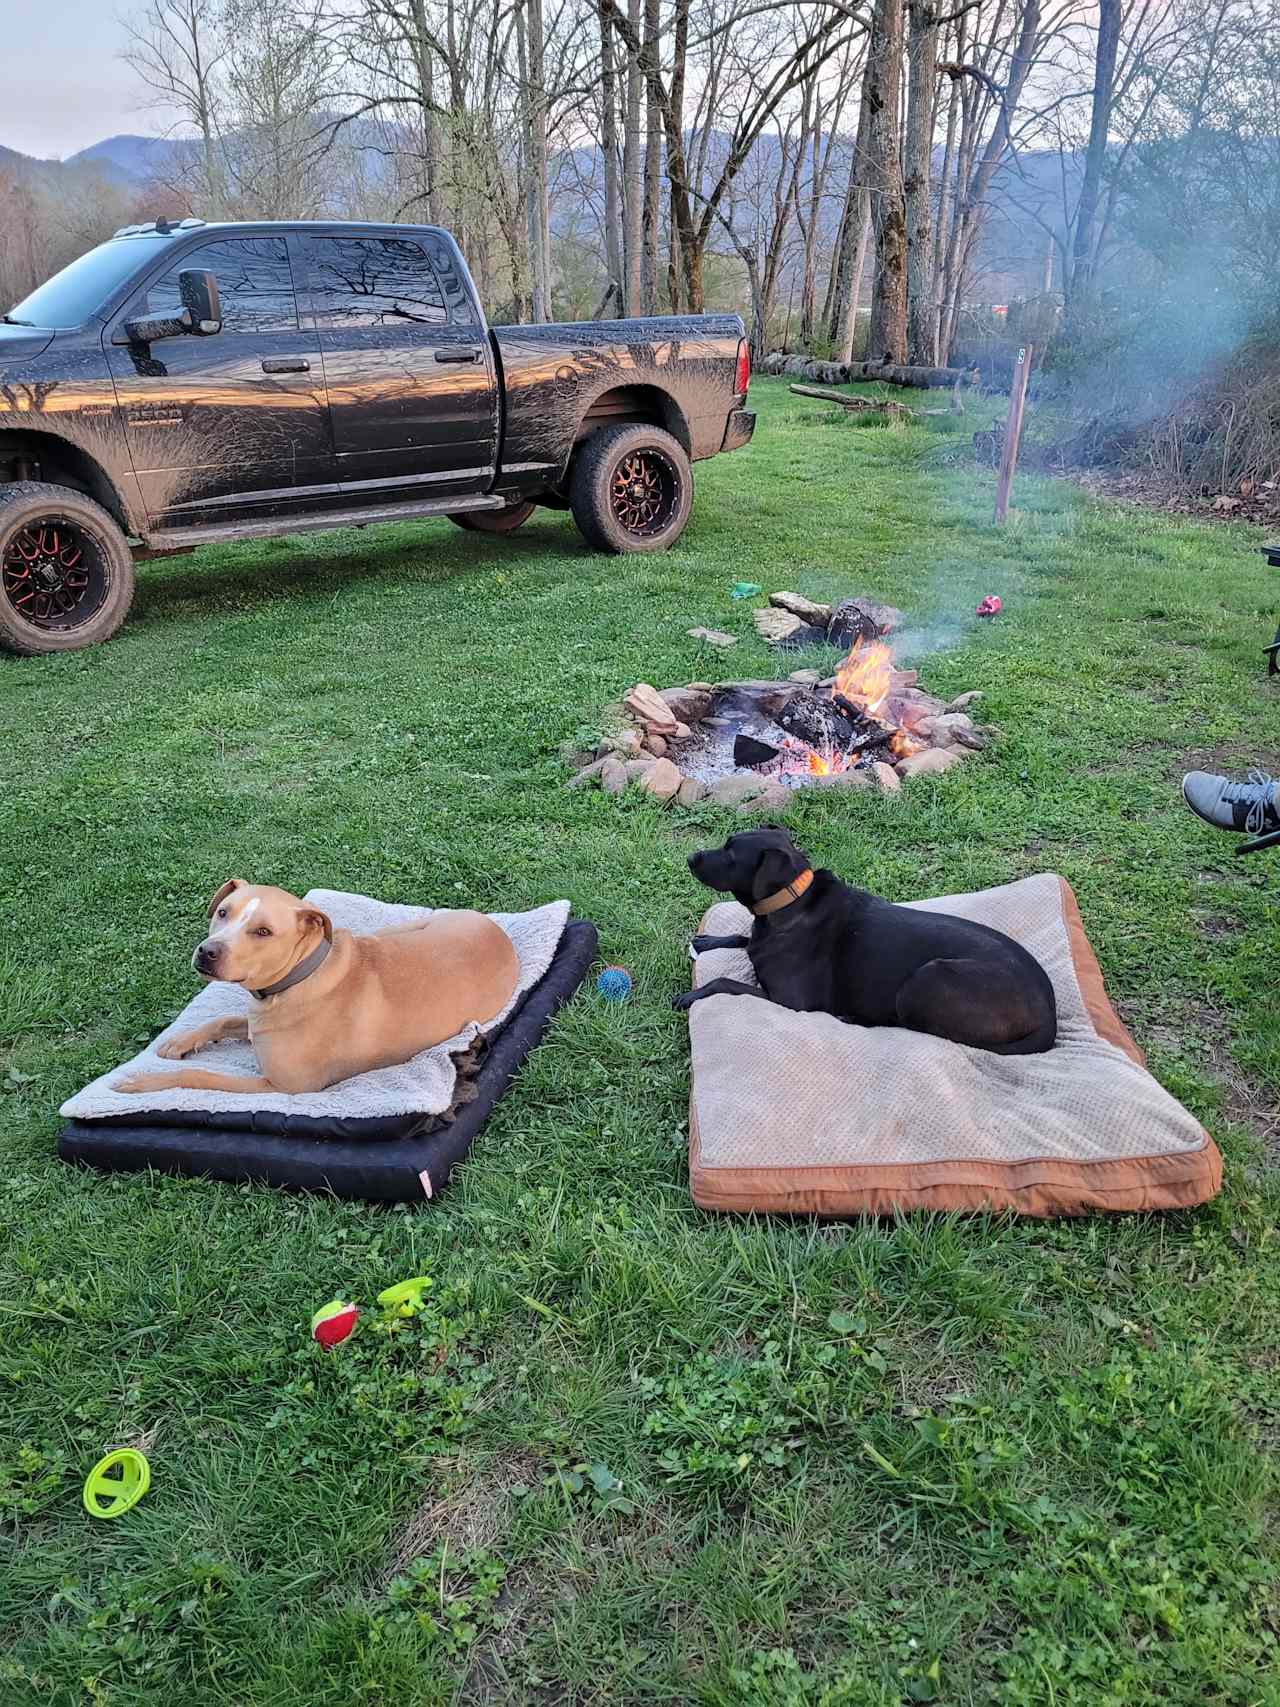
[569, 648, 988, 808]
[754, 590, 906, 650]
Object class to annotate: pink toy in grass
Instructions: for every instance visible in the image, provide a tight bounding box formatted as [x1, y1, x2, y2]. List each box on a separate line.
[976, 595, 1002, 618]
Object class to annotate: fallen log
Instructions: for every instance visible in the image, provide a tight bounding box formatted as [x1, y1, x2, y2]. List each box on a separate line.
[789, 383, 916, 419]
[843, 361, 980, 390]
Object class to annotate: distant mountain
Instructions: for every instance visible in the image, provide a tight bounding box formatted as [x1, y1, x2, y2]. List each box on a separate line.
[0, 125, 1082, 300]
[65, 134, 169, 184]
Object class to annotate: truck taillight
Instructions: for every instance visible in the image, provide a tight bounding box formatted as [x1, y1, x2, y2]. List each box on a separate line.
[734, 339, 750, 398]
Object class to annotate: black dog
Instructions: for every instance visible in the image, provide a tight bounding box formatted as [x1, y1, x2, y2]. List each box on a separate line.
[675, 827, 1057, 1055]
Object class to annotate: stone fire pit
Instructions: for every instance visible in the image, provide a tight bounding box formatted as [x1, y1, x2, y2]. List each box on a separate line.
[569, 593, 987, 811]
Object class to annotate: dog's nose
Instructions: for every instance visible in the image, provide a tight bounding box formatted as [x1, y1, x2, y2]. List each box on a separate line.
[193, 940, 222, 974]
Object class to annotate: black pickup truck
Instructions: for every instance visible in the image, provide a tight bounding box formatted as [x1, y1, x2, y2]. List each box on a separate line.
[0, 218, 754, 655]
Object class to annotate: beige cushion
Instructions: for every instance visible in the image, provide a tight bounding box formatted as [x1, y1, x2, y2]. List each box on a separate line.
[688, 874, 1221, 1217]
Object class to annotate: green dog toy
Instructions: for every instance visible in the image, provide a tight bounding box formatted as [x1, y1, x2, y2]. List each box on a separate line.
[83, 1449, 150, 1519]
[377, 1276, 432, 1317]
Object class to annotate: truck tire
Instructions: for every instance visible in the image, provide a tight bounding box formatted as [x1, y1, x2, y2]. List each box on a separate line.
[0, 482, 136, 657]
[448, 499, 537, 535]
[569, 423, 693, 554]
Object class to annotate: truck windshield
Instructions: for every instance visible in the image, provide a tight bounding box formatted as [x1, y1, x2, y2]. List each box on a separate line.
[6, 236, 176, 329]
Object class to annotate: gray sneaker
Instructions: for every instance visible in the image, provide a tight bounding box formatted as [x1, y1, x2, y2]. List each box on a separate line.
[1182, 768, 1280, 834]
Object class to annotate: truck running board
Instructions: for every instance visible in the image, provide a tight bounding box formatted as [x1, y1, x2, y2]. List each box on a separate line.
[143, 491, 506, 550]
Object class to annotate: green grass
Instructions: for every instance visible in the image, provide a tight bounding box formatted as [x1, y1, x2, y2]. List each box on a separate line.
[2, 378, 1279, 1705]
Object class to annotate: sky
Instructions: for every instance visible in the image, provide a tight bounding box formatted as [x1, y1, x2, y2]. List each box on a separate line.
[1, 1, 174, 159]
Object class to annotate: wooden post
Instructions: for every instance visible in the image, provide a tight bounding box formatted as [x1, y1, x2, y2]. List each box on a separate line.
[994, 344, 1032, 524]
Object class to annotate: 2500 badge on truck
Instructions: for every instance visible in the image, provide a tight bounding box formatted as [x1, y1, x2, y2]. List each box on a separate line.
[0, 218, 754, 655]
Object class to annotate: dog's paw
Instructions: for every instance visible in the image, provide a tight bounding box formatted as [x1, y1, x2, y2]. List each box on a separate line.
[689, 935, 720, 955]
[115, 1071, 177, 1095]
[671, 990, 698, 1012]
[156, 1032, 203, 1061]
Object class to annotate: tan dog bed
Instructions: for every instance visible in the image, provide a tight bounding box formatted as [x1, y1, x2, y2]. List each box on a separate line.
[687, 873, 1221, 1217]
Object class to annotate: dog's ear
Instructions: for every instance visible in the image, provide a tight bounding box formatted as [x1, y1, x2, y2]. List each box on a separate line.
[752, 843, 804, 901]
[298, 907, 333, 944]
[207, 879, 244, 917]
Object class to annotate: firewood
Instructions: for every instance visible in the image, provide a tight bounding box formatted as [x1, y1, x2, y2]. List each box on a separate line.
[788, 384, 916, 419]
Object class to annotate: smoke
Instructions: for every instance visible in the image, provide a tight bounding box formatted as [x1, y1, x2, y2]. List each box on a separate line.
[890, 618, 970, 662]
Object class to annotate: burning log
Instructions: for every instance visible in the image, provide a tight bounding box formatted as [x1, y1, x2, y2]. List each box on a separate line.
[776, 689, 862, 752]
[734, 734, 781, 770]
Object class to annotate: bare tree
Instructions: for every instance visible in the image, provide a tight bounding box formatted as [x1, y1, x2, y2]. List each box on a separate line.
[903, 0, 938, 362]
[622, 0, 644, 308]
[122, 0, 228, 208]
[599, 0, 624, 301]
[1067, 0, 1121, 301]
[863, 0, 908, 362]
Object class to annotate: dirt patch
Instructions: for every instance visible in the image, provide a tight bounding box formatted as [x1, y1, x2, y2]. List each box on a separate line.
[1170, 744, 1278, 782]
[1147, 1001, 1279, 1159]
[1066, 466, 1280, 527]
[1192, 910, 1242, 942]
[383, 1448, 539, 1584]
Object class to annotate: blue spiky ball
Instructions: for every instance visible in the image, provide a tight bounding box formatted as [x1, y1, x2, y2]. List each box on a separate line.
[596, 966, 633, 1002]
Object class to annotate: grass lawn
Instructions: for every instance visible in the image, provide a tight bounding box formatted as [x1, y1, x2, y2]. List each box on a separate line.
[3, 378, 1280, 1705]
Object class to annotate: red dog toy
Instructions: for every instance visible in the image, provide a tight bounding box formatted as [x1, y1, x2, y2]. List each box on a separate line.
[976, 595, 1002, 618]
[311, 1300, 359, 1347]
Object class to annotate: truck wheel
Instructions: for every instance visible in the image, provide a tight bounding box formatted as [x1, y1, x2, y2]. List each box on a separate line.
[0, 482, 135, 657]
[448, 499, 537, 535]
[569, 424, 693, 554]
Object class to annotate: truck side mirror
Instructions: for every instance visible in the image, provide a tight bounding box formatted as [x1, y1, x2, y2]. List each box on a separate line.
[179, 268, 221, 335]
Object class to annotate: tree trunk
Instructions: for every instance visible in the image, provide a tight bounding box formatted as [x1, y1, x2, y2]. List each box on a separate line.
[864, 0, 908, 365]
[524, 0, 551, 321]
[839, 191, 872, 361]
[930, 15, 962, 356]
[1068, 0, 1121, 304]
[622, 0, 643, 312]
[823, 162, 857, 334]
[941, 0, 1043, 358]
[799, 80, 821, 346]
[904, 0, 937, 365]
[641, 0, 661, 312]
[410, 0, 442, 224]
[667, 0, 690, 310]
[846, 359, 977, 386]
[600, 2, 623, 302]
[828, 91, 872, 353]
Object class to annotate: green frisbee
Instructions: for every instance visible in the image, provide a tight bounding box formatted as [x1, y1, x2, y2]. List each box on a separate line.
[377, 1276, 433, 1317]
[83, 1449, 151, 1519]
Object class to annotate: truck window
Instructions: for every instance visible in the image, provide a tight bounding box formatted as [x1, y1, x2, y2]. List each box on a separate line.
[424, 234, 480, 327]
[304, 236, 447, 328]
[140, 237, 297, 335]
[7, 234, 176, 328]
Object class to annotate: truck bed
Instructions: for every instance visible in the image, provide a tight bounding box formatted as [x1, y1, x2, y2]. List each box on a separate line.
[492, 314, 747, 487]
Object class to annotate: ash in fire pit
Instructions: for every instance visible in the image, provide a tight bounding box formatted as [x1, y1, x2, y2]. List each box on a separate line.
[679, 635, 934, 793]
[569, 607, 987, 810]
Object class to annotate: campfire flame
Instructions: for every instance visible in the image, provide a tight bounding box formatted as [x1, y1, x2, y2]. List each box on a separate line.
[775, 635, 919, 780]
[834, 637, 893, 718]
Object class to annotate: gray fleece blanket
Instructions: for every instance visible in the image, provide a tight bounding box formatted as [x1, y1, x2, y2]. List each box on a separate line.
[61, 891, 570, 1123]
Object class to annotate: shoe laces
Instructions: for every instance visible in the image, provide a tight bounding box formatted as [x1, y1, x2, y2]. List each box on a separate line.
[1222, 768, 1278, 834]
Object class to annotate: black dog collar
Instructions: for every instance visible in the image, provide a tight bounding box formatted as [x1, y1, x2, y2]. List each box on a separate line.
[252, 938, 332, 1001]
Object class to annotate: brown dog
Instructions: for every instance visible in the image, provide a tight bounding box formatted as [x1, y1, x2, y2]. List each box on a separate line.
[117, 880, 519, 1096]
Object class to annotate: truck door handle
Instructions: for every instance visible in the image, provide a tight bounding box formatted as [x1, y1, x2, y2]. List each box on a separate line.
[434, 347, 482, 364]
[261, 357, 310, 373]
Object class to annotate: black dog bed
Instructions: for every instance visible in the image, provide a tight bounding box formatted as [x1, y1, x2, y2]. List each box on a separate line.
[58, 920, 597, 1202]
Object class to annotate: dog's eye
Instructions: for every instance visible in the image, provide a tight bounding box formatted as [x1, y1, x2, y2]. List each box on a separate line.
[254, 926, 272, 938]
[216, 907, 228, 919]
